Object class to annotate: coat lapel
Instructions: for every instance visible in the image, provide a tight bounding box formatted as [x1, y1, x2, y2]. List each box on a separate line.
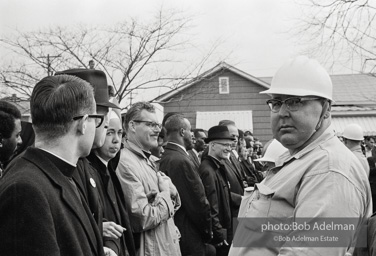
[23, 148, 99, 255]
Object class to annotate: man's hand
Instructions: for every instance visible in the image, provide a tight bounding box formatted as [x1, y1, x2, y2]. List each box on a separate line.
[157, 171, 170, 193]
[104, 246, 117, 256]
[215, 240, 229, 247]
[103, 221, 126, 239]
[169, 180, 178, 197]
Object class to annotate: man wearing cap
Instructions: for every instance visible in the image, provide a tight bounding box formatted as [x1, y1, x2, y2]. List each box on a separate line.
[198, 125, 235, 256]
[342, 123, 369, 177]
[55, 69, 135, 256]
[0, 75, 103, 255]
[229, 56, 372, 255]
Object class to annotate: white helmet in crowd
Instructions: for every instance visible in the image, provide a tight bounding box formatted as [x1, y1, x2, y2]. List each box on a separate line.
[254, 139, 287, 163]
[260, 56, 333, 101]
[342, 123, 364, 141]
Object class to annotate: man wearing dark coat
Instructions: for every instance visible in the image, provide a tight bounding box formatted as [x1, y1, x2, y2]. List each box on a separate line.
[198, 125, 235, 256]
[0, 75, 104, 256]
[55, 69, 135, 256]
[89, 109, 135, 256]
[159, 114, 212, 256]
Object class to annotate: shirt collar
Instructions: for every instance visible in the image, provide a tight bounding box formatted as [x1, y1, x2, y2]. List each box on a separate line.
[168, 142, 189, 155]
[275, 125, 336, 167]
[94, 152, 108, 167]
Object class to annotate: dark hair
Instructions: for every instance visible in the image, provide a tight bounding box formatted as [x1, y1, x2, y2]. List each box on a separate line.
[244, 130, 253, 136]
[31, 75, 95, 138]
[124, 101, 155, 131]
[0, 101, 21, 139]
[193, 128, 205, 138]
[162, 112, 181, 127]
[218, 120, 236, 126]
[164, 114, 188, 135]
[159, 127, 166, 139]
[238, 129, 244, 140]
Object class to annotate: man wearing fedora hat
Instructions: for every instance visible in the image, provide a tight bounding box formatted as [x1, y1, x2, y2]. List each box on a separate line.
[198, 125, 235, 256]
[54, 69, 135, 256]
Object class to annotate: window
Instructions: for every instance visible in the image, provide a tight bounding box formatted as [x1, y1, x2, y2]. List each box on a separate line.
[219, 77, 229, 94]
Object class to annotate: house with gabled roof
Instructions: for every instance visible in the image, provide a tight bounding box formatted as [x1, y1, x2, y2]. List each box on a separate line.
[1, 94, 31, 122]
[154, 62, 376, 144]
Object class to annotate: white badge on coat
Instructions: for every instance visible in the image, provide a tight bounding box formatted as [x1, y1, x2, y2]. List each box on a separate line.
[90, 178, 96, 188]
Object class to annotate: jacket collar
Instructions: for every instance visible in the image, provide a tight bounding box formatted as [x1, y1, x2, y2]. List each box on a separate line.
[276, 125, 336, 167]
[22, 147, 100, 254]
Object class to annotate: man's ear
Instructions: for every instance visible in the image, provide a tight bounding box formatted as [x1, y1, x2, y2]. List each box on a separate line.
[0, 133, 3, 148]
[77, 115, 88, 135]
[128, 121, 136, 133]
[323, 101, 331, 119]
[180, 128, 185, 137]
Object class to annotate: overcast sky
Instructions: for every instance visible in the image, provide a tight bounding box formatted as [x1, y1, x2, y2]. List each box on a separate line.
[0, 0, 357, 102]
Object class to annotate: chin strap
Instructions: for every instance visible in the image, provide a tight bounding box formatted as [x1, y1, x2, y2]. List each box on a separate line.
[314, 100, 330, 132]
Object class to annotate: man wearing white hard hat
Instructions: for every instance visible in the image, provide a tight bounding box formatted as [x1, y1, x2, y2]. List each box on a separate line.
[229, 56, 372, 256]
[254, 138, 287, 175]
[342, 123, 369, 177]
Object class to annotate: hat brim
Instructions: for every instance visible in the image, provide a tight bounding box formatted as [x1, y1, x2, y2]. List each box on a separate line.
[97, 102, 120, 109]
[205, 137, 236, 143]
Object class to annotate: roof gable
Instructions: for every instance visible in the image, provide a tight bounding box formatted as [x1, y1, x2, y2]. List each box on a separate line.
[154, 62, 270, 102]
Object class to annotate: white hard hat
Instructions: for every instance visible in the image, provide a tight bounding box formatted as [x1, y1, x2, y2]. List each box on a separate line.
[260, 56, 333, 101]
[254, 139, 287, 163]
[342, 123, 364, 141]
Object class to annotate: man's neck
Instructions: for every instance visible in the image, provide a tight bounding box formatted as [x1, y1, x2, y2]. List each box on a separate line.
[34, 136, 80, 166]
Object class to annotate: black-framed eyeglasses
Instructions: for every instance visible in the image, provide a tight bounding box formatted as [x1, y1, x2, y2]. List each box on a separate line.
[132, 120, 162, 130]
[266, 97, 321, 113]
[213, 142, 232, 149]
[73, 114, 105, 128]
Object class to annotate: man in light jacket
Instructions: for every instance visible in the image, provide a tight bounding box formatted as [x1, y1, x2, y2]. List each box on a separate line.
[116, 101, 181, 256]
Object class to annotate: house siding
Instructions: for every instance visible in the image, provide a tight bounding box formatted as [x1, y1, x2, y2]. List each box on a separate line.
[160, 69, 273, 143]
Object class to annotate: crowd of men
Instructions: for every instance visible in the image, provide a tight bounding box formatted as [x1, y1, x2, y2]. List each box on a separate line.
[0, 55, 375, 256]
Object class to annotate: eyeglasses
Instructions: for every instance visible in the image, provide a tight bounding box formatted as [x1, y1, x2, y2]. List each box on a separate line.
[132, 120, 162, 130]
[213, 142, 232, 149]
[266, 97, 321, 113]
[73, 114, 105, 128]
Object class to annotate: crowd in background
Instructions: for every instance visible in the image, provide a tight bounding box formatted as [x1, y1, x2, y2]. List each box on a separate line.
[0, 55, 375, 256]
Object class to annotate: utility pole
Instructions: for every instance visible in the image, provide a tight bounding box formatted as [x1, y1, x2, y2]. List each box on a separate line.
[129, 90, 138, 106]
[38, 54, 61, 76]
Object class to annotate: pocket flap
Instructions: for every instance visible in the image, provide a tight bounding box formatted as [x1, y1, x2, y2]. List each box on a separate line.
[255, 183, 275, 196]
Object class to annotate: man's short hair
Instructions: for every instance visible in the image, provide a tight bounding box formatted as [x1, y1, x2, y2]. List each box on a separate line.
[124, 101, 155, 131]
[0, 101, 21, 139]
[162, 112, 181, 127]
[30, 75, 95, 139]
[164, 114, 188, 136]
[193, 128, 205, 138]
[218, 120, 236, 126]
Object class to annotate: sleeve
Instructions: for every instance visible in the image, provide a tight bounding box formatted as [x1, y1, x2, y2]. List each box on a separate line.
[0, 181, 60, 255]
[116, 157, 174, 233]
[160, 157, 212, 241]
[199, 164, 227, 244]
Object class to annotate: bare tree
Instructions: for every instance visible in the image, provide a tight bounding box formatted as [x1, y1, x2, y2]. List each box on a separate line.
[0, 8, 224, 109]
[294, 0, 376, 73]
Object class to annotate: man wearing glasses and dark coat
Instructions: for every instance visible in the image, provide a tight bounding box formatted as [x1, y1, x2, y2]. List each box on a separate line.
[198, 125, 236, 256]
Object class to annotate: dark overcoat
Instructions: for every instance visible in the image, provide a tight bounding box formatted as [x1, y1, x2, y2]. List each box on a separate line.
[86, 152, 136, 256]
[198, 155, 232, 244]
[0, 147, 104, 256]
[159, 143, 212, 256]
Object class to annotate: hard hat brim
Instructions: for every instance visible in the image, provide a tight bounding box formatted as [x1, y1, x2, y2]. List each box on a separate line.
[260, 87, 333, 101]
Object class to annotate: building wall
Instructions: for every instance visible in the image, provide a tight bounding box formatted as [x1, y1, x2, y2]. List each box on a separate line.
[160, 69, 273, 143]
